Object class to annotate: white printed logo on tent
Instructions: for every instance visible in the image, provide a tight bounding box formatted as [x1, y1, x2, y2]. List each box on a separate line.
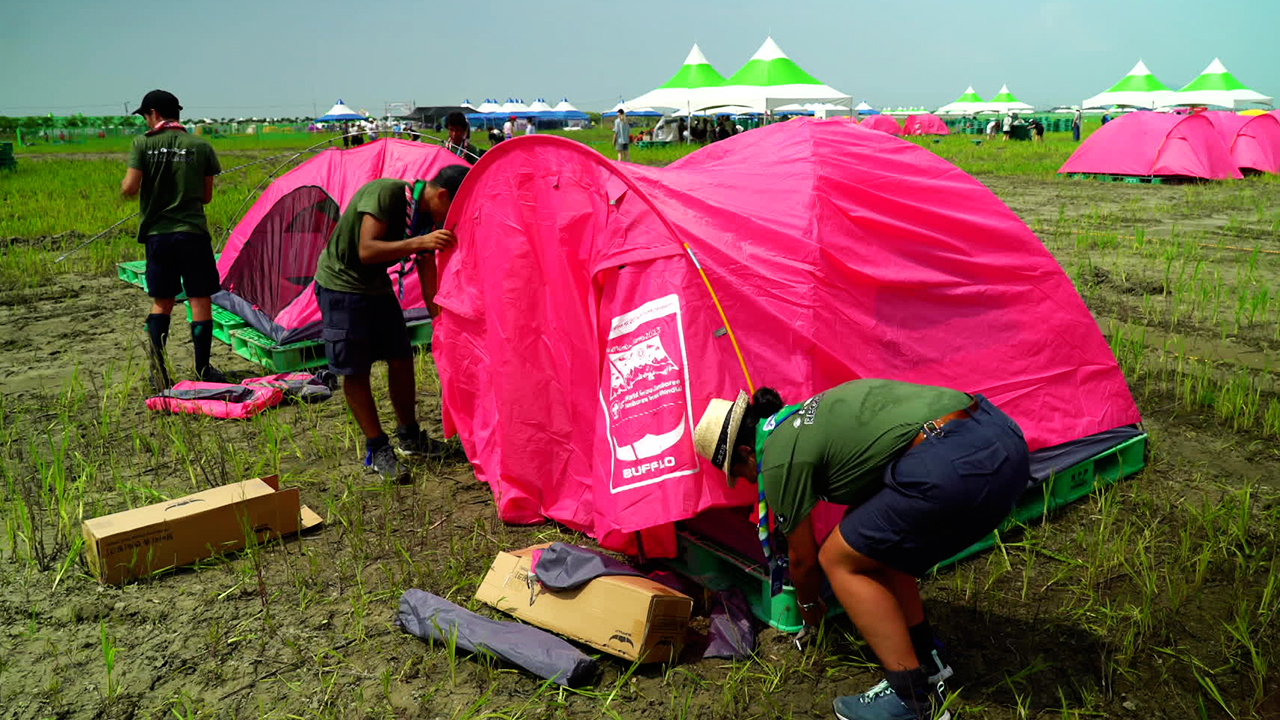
[602, 294, 699, 492]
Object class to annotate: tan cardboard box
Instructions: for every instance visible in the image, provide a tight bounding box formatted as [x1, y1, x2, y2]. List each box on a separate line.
[475, 545, 692, 663]
[82, 475, 323, 584]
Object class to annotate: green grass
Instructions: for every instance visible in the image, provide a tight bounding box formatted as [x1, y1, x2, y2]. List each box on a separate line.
[2, 123, 1279, 719]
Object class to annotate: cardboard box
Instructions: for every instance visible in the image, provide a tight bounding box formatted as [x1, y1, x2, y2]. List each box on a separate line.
[82, 475, 323, 584]
[475, 545, 692, 663]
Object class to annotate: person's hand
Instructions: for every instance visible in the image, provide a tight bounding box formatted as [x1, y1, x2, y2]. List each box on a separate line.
[793, 623, 819, 652]
[799, 599, 827, 629]
[411, 229, 456, 253]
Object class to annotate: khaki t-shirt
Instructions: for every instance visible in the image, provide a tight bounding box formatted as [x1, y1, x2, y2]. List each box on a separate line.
[313, 178, 410, 295]
[128, 129, 221, 240]
[759, 379, 970, 536]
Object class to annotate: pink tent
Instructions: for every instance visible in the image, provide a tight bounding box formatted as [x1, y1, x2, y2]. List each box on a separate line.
[215, 139, 470, 343]
[903, 114, 949, 136]
[1201, 111, 1280, 175]
[434, 119, 1142, 558]
[859, 114, 903, 135]
[1058, 112, 1242, 180]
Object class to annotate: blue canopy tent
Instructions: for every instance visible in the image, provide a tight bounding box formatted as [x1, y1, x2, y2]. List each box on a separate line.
[316, 100, 367, 122]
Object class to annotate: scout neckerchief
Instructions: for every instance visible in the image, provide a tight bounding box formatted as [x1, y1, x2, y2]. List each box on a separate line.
[754, 399, 805, 596]
[395, 180, 428, 300]
[145, 121, 186, 136]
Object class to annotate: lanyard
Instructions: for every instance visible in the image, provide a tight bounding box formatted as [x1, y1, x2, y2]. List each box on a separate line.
[753, 402, 803, 596]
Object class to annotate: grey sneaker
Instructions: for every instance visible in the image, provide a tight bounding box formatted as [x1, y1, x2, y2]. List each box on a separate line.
[367, 444, 410, 483]
[395, 428, 450, 459]
[834, 682, 950, 720]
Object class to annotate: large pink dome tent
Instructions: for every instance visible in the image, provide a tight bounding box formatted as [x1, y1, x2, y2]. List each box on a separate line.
[214, 139, 470, 343]
[1201, 111, 1280, 175]
[859, 114, 902, 135]
[1058, 112, 1242, 180]
[432, 120, 1142, 559]
[903, 113, 949, 136]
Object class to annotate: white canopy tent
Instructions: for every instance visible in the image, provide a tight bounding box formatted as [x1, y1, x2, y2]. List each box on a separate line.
[552, 99, 582, 113]
[936, 87, 987, 116]
[1083, 61, 1177, 109]
[774, 102, 853, 118]
[981, 85, 1034, 114]
[627, 43, 729, 111]
[1164, 58, 1273, 109]
[697, 37, 851, 114]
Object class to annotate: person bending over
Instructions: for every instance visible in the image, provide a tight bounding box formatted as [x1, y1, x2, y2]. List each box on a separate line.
[694, 379, 1029, 720]
[312, 165, 469, 481]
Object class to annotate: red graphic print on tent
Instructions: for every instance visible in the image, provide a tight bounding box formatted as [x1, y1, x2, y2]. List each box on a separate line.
[602, 294, 699, 493]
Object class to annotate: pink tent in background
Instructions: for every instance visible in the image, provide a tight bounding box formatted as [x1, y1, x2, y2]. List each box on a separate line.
[859, 114, 902, 135]
[214, 139, 470, 343]
[1201, 111, 1280, 175]
[433, 120, 1142, 559]
[903, 113, 949, 136]
[1058, 112, 1242, 180]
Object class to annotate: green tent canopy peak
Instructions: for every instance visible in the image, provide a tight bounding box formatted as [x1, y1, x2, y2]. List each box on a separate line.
[725, 37, 824, 87]
[658, 43, 727, 90]
[1179, 58, 1252, 92]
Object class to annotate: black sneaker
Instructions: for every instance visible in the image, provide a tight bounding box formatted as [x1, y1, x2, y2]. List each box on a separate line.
[367, 444, 410, 483]
[395, 428, 450, 459]
[198, 365, 230, 383]
[148, 363, 173, 394]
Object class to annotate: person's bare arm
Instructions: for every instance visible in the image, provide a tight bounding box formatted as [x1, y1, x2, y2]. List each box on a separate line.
[203, 176, 214, 205]
[416, 255, 440, 318]
[357, 214, 456, 265]
[120, 168, 142, 198]
[787, 515, 827, 627]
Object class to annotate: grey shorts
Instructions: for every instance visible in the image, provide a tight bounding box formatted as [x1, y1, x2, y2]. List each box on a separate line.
[838, 395, 1030, 577]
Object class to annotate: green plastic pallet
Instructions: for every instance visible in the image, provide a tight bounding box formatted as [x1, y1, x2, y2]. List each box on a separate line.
[668, 433, 1147, 633]
[116, 254, 221, 299]
[226, 318, 434, 373]
[1066, 173, 1170, 185]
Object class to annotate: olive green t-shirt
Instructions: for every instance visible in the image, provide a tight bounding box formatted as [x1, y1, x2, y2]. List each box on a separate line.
[759, 379, 970, 536]
[128, 129, 221, 240]
[313, 178, 411, 295]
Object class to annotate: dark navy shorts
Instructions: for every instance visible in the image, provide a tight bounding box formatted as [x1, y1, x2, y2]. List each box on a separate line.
[315, 283, 411, 376]
[839, 394, 1030, 577]
[144, 232, 221, 299]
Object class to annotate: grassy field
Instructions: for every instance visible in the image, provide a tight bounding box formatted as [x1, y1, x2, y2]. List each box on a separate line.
[1, 123, 1278, 719]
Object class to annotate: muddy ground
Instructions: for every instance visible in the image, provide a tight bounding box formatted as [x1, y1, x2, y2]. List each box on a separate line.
[1, 173, 1278, 720]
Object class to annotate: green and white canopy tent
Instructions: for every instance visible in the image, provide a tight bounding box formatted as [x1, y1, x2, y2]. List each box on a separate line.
[627, 43, 728, 111]
[936, 87, 986, 115]
[699, 37, 851, 114]
[982, 85, 1034, 114]
[1083, 61, 1176, 109]
[1166, 58, 1273, 109]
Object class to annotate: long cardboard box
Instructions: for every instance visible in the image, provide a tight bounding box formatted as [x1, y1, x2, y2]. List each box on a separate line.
[475, 545, 692, 663]
[82, 475, 323, 584]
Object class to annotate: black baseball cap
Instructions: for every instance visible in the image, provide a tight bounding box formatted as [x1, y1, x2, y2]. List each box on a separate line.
[132, 90, 182, 117]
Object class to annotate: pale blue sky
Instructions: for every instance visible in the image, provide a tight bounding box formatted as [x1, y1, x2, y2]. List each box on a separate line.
[2, 0, 1276, 117]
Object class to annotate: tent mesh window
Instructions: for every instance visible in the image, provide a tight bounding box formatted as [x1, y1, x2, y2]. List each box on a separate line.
[222, 186, 341, 319]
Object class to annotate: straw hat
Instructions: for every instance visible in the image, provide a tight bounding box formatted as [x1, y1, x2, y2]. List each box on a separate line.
[693, 390, 749, 486]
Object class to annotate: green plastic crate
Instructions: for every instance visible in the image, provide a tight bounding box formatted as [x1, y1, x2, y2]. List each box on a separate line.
[229, 326, 328, 374]
[116, 260, 147, 289]
[228, 318, 434, 373]
[669, 433, 1148, 632]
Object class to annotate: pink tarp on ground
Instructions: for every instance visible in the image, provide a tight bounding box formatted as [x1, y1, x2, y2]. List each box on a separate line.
[434, 120, 1142, 557]
[903, 114, 949, 136]
[1202, 111, 1280, 175]
[1058, 112, 1242, 179]
[859, 114, 902, 135]
[216, 139, 469, 341]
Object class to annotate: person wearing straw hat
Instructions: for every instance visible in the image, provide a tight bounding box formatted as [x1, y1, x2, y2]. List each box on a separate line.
[693, 380, 1029, 720]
